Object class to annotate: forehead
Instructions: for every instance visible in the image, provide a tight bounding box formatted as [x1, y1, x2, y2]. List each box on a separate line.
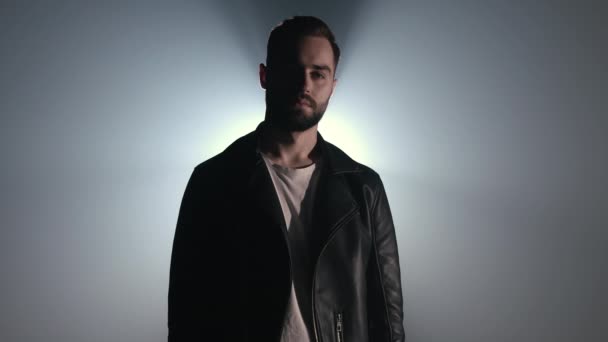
[297, 36, 334, 64]
[276, 35, 335, 71]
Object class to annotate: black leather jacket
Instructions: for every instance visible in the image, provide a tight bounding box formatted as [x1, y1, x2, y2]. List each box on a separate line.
[168, 123, 405, 341]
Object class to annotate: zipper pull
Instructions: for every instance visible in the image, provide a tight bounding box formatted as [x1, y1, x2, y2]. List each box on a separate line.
[336, 312, 343, 342]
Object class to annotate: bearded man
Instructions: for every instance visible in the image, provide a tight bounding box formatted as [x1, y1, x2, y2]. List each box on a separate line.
[168, 16, 405, 342]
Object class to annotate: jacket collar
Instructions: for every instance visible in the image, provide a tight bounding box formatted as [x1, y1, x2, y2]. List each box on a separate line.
[230, 120, 363, 174]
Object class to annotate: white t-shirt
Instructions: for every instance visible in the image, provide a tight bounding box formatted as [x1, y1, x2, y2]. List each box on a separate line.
[262, 154, 321, 342]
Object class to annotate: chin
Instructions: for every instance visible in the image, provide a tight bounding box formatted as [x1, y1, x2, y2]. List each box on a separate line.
[296, 109, 314, 118]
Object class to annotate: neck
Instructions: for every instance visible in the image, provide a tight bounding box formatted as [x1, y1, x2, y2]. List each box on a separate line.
[259, 120, 321, 168]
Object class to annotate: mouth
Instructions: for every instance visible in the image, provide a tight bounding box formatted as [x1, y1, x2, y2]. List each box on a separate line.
[296, 100, 310, 106]
[294, 96, 313, 107]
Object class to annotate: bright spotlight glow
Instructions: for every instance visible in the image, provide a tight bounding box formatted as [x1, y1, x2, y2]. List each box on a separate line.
[319, 109, 371, 167]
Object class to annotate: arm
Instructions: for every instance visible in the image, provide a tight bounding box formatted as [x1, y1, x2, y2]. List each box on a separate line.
[168, 165, 231, 341]
[367, 176, 406, 342]
[168, 166, 207, 341]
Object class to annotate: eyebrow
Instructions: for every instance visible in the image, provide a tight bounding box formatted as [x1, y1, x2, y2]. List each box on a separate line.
[312, 64, 332, 73]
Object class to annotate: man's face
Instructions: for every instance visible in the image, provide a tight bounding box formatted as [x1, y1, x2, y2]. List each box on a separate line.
[261, 35, 338, 132]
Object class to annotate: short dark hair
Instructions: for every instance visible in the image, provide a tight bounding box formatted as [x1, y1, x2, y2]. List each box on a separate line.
[266, 16, 341, 74]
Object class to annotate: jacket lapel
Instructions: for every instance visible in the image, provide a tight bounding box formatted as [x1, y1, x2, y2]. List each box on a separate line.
[248, 156, 289, 234]
[311, 135, 360, 249]
[314, 167, 359, 246]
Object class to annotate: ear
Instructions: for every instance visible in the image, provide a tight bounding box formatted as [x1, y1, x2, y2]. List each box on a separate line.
[331, 77, 338, 94]
[259, 63, 267, 89]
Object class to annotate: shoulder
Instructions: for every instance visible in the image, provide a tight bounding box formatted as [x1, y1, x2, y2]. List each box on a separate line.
[182, 131, 258, 200]
[322, 139, 390, 214]
[323, 138, 382, 186]
[192, 130, 257, 176]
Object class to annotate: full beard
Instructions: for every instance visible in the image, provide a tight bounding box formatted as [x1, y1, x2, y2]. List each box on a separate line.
[265, 91, 329, 132]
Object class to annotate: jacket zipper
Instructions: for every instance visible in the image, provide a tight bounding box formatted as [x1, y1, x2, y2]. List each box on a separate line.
[311, 207, 358, 342]
[336, 312, 344, 342]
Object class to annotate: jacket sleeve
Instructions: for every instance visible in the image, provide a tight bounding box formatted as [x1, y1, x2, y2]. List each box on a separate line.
[168, 165, 232, 341]
[168, 166, 206, 341]
[367, 176, 406, 342]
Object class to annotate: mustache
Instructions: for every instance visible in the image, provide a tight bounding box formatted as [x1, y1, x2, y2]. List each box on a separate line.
[266, 89, 317, 109]
[296, 94, 316, 107]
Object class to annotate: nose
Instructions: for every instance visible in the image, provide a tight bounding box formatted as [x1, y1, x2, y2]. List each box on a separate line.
[298, 71, 312, 94]
[276, 65, 311, 95]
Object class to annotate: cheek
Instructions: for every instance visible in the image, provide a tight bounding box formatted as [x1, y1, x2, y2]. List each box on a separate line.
[318, 86, 333, 101]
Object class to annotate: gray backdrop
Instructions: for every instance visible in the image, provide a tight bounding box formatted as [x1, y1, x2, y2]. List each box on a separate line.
[1, 1, 606, 341]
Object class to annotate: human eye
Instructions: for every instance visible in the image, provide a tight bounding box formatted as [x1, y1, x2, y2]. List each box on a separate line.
[311, 71, 326, 80]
